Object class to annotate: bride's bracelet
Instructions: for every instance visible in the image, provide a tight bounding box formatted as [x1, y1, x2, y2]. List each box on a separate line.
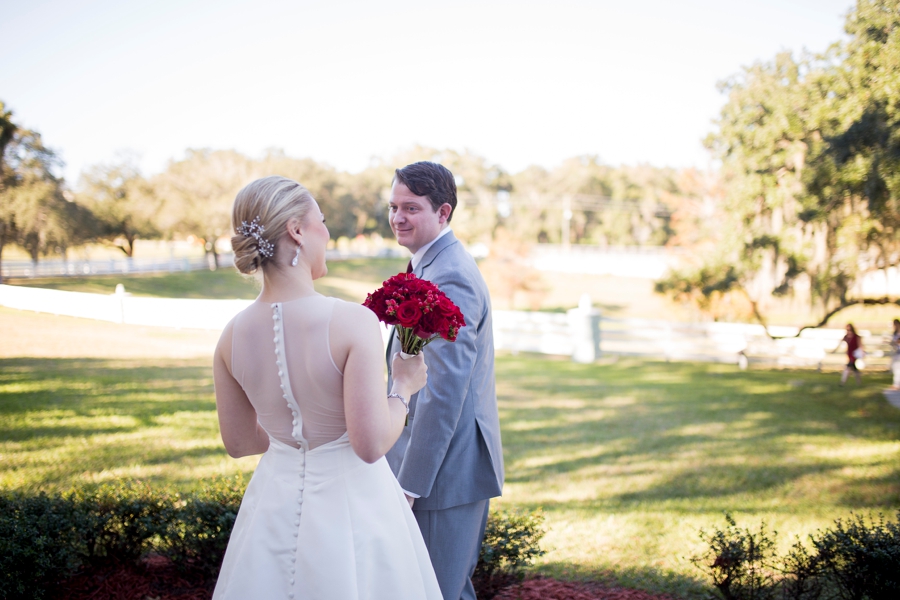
[387, 392, 409, 414]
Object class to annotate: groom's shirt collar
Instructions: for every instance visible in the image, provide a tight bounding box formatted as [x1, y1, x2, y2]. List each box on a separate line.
[410, 227, 452, 271]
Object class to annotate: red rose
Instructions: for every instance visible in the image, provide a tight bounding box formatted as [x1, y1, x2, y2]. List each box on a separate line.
[396, 300, 423, 328]
[435, 295, 465, 329]
[420, 314, 448, 339]
[413, 309, 439, 339]
[434, 294, 454, 313]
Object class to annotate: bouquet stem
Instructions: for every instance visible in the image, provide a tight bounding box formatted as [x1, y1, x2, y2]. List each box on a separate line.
[397, 325, 438, 356]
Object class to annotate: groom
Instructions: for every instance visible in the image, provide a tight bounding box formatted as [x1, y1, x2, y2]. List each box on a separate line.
[385, 161, 504, 600]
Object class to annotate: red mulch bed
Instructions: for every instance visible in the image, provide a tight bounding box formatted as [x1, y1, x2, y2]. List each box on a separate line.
[54, 561, 676, 600]
[492, 576, 678, 600]
[54, 555, 213, 600]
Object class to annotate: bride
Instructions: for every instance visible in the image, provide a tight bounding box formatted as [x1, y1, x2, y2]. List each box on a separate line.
[211, 176, 443, 599]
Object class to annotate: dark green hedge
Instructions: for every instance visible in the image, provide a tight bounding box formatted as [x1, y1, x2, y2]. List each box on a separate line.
[0, 480, 544, 599]
[0, 478, 243, 599]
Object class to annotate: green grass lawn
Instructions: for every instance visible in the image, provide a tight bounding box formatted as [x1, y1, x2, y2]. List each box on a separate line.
[1, 344, 898, 597]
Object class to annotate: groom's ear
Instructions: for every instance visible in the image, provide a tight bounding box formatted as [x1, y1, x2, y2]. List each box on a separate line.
[437, 203, 452, 224]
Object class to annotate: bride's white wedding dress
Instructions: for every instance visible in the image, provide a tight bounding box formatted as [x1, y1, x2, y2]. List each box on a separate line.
[213, 296, 442, 600]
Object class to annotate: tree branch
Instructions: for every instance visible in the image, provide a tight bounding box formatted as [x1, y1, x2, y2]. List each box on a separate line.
[791, 297, 900, 337]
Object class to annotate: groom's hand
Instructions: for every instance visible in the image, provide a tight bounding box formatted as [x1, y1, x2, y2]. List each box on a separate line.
[405, 494, 415, 509]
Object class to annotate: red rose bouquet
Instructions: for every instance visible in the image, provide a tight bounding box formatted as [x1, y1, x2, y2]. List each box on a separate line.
[363, 273, 466, 356]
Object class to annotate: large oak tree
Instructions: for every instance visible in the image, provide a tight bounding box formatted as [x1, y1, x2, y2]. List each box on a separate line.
[658, 0, 900, 330]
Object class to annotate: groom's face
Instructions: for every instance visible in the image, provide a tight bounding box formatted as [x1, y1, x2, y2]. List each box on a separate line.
[388, 181, 449, 254]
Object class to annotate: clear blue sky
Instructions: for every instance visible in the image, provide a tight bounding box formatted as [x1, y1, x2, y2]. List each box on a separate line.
[0, 0, 853, 183]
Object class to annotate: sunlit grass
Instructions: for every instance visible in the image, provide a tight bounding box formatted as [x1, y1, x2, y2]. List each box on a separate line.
[0, 357, 258, 491]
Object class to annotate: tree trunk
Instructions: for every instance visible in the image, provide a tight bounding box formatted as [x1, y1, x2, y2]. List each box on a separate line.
[0, 218, 7, 284]
[205, 237, 219, 271]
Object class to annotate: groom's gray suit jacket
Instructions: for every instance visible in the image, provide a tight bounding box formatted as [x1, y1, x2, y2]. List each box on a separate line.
[386, 231, 504, 510]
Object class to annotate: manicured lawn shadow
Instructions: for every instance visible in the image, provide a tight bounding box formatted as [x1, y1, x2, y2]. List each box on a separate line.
[496, 357, 900, 512]
[0, 357, 228, 492]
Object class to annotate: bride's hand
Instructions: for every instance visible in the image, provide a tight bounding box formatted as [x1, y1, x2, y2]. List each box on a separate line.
[390, 352, 427, 396]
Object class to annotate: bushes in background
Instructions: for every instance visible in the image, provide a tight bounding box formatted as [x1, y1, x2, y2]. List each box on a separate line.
[692, 512, 900, 600]
[0, 481, 545, 599]
[0, 478, 244, 600]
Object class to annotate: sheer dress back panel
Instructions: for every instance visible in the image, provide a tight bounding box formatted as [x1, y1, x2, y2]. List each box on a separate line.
[230, 296, 346, 449]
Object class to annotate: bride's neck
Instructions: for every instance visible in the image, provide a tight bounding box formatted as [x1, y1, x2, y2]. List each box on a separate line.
[258, 265, 318, 302]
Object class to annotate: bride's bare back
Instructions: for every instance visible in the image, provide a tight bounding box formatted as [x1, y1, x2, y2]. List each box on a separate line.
[230, 296, 346, 450]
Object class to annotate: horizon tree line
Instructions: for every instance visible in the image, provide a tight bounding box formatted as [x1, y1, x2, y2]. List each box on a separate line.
[2, 1, 898, 327]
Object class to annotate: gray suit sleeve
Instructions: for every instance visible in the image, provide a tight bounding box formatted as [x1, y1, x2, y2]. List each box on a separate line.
[396, 265, 483, 498]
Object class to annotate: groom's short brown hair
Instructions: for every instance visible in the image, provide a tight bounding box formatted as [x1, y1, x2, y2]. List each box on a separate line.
[394, 161, 458, 222]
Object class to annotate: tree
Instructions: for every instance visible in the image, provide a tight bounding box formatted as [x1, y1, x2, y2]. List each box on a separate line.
[152, 149, 258, 269]
[660, 51, 832, 326]
[0, 101, 90, 283]
[802, 0, 900, 320]
[77, 154, 159, 257]
[509, 156, 682, 247]
[659, 0, 900, 329]
[257, 149, 374, 241]
[0, 102, 17, 283]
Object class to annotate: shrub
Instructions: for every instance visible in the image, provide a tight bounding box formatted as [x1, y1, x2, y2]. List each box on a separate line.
[0, 492, 84, 600]
[809, 513, 900, 600]
[164, 475, 245, 577]
[694, 512, 900, 600]
[780, 539, 823, 600]
[68, 481, 174, 562]
[476, 507, 547, 580]
[691, 513, 778, 600]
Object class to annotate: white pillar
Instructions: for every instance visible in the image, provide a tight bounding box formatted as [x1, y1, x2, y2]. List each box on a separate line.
[567, 293, 601, 363]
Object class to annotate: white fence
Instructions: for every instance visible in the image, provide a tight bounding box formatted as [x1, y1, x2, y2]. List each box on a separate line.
[599, 318, 871, 368]
[2, 284, 891, 367]
[0, 284, 252, 331]
[0, 256, 222, 279]
[530, 245, 675, 279]
[492, 308, 857, 366]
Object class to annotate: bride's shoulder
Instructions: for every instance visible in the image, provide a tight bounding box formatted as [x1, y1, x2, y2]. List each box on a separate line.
[214, 315, 239, 359]
[330, 298, 378, 323]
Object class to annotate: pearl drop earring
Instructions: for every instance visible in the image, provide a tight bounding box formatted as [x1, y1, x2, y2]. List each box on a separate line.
[291, 244, 301, 267]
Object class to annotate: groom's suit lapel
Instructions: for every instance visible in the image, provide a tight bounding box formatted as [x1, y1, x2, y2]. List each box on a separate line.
[415, 230, 458, 277]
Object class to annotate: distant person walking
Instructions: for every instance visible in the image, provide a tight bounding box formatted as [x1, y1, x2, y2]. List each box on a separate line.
[890, 318, 900, 390]
[834, 323, 863, 386]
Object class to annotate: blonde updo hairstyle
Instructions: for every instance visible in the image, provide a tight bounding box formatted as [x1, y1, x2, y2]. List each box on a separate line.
[231, 176, 315, 275]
